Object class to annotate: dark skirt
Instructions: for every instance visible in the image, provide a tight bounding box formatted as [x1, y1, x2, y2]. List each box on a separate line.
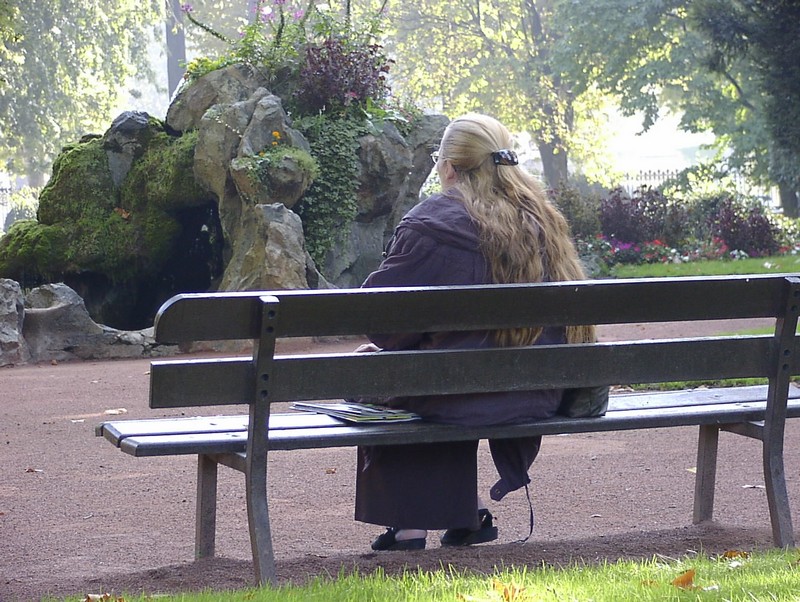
[354, 440, 481, 530]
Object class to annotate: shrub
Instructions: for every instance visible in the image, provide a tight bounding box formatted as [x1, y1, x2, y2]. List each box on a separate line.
[710, 196, 779, 256]
[292, 36, 391, 116]
[598, 186, 688, 247]
[598, 187, 652, 243]
[549, 184, 601, 240]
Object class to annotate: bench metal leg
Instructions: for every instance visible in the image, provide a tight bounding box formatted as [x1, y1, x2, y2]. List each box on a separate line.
[763, 432, 795, 547]
[246, 459, 276, 586]
[693, 425, 719, 524]
[196, 454, 218, 558]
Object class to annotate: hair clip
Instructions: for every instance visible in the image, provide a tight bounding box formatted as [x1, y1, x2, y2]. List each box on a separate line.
[492, 149, 518, 166]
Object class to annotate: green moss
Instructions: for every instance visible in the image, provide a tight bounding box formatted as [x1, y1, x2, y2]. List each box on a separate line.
[141, 205, 182, 268]
[0, 219, 69, 282]
[1, 127, 204, 284]
[37, 138, 116, 225]
[120, 129, 206, 211]
[242, 145, 318, 194]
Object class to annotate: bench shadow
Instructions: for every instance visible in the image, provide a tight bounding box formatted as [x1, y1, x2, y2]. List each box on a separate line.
[55, 523, 776, 598]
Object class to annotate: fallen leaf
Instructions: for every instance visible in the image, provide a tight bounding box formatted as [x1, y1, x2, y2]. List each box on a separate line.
[721, 550, 750, 559]
[671, 568, 697, 590]
[493, 579, 526, 601]
[25, 467, 43, 473]
[325, 468, 336, 474]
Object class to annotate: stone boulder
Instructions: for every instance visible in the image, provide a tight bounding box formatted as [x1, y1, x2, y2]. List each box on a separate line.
[0, 279, 30, 366]
[104, 110, 157, 186]
[20, 283, 176, 364]
[220, 203, 311, 291]
[183, 67, 446, 292]
[166, 64, 271, 133]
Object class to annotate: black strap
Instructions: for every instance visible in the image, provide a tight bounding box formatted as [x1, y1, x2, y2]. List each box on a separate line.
[514, 482, 535, 544]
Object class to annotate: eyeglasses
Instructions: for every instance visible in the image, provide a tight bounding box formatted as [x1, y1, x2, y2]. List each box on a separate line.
[430, 151, 440, 164]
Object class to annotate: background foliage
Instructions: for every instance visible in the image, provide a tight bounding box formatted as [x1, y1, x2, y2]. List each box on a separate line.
[0, 1, 163, 185]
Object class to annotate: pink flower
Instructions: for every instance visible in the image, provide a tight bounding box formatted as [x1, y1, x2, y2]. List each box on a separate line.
[180, 3, 193, 12]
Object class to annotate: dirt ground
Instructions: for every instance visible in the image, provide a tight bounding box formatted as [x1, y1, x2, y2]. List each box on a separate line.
[2, 317, 800, 601]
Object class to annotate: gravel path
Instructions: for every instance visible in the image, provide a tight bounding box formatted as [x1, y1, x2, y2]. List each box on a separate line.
[2, 318, 797, 601]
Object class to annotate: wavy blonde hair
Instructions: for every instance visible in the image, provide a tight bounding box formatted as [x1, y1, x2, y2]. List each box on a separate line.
[438, 113, 594, 346]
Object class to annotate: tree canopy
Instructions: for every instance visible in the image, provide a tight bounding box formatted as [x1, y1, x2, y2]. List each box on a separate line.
[386, 0, 615, 189]
[0, 1, 161, 185]
[692, 0, 800, 213]
[560, 0, 800, 212]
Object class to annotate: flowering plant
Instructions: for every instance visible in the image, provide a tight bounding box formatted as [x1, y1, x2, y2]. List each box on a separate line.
[181, 0, 393, 119]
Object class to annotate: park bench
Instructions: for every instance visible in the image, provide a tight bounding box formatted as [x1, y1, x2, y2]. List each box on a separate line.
[97, 273, 800, 585]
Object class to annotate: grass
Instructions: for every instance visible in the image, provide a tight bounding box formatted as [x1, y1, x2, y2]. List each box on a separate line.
[611, 254, 800, 278]
[54, 549, 800, 601]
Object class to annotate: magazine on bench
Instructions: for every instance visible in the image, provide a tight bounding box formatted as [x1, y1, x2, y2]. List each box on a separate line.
[290, 401, 422, 423]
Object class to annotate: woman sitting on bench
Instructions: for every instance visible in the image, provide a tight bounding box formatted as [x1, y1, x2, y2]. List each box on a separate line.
[355, 113, 594, 551]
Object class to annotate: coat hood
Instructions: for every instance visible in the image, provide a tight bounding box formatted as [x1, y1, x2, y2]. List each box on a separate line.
[400, 191, 481, 252]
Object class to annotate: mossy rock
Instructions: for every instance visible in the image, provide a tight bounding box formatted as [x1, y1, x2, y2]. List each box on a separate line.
[0, 124, 212, 289]
[0, 220, 70, 282]
[37, 138, 116, 225]
[120, 129, 208, 212]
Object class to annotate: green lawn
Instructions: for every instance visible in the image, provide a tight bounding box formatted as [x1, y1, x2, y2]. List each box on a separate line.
[611, 254, 800, 278]
[53, 550, 800, 601]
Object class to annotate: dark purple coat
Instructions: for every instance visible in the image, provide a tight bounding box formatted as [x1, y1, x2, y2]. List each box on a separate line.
[363, 191, 565, 428]
[354, 191, 564, 530]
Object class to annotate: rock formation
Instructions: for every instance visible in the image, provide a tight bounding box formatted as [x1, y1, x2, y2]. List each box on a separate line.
[0, 63, 447, 333]
[0, 279, 177, 367]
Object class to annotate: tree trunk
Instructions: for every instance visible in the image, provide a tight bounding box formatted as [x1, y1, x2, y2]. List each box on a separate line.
[778, 182, 799, 218]
[536, 139, 569, 191]
[166, 0, 187, 98]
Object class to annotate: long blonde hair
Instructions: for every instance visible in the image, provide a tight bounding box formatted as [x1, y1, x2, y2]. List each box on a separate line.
[438, 113, 594, 346]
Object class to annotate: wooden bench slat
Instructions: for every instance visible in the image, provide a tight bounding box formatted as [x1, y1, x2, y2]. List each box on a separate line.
[98, 413, 344, 446]
[101, 383, 800, 446]
[153, 275, 788, 342]
[149, 337, 778, 408]
[115, 395, 800, 456]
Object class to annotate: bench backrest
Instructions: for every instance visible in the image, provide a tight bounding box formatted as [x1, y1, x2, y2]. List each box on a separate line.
[149, 275, 800, 410]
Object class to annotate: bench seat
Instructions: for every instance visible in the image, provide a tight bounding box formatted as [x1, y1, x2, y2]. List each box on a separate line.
[99, 384, 800, 456]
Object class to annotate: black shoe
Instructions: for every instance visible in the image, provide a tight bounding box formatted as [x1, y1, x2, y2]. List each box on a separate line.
[440, 509, 499, 546]
[371, 527, 426, 551]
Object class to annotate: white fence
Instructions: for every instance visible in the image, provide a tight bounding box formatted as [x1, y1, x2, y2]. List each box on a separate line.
[619, 169, 780, 207]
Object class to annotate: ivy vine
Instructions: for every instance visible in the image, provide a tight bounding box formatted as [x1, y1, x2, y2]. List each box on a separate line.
[296, 114, 366, 266]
